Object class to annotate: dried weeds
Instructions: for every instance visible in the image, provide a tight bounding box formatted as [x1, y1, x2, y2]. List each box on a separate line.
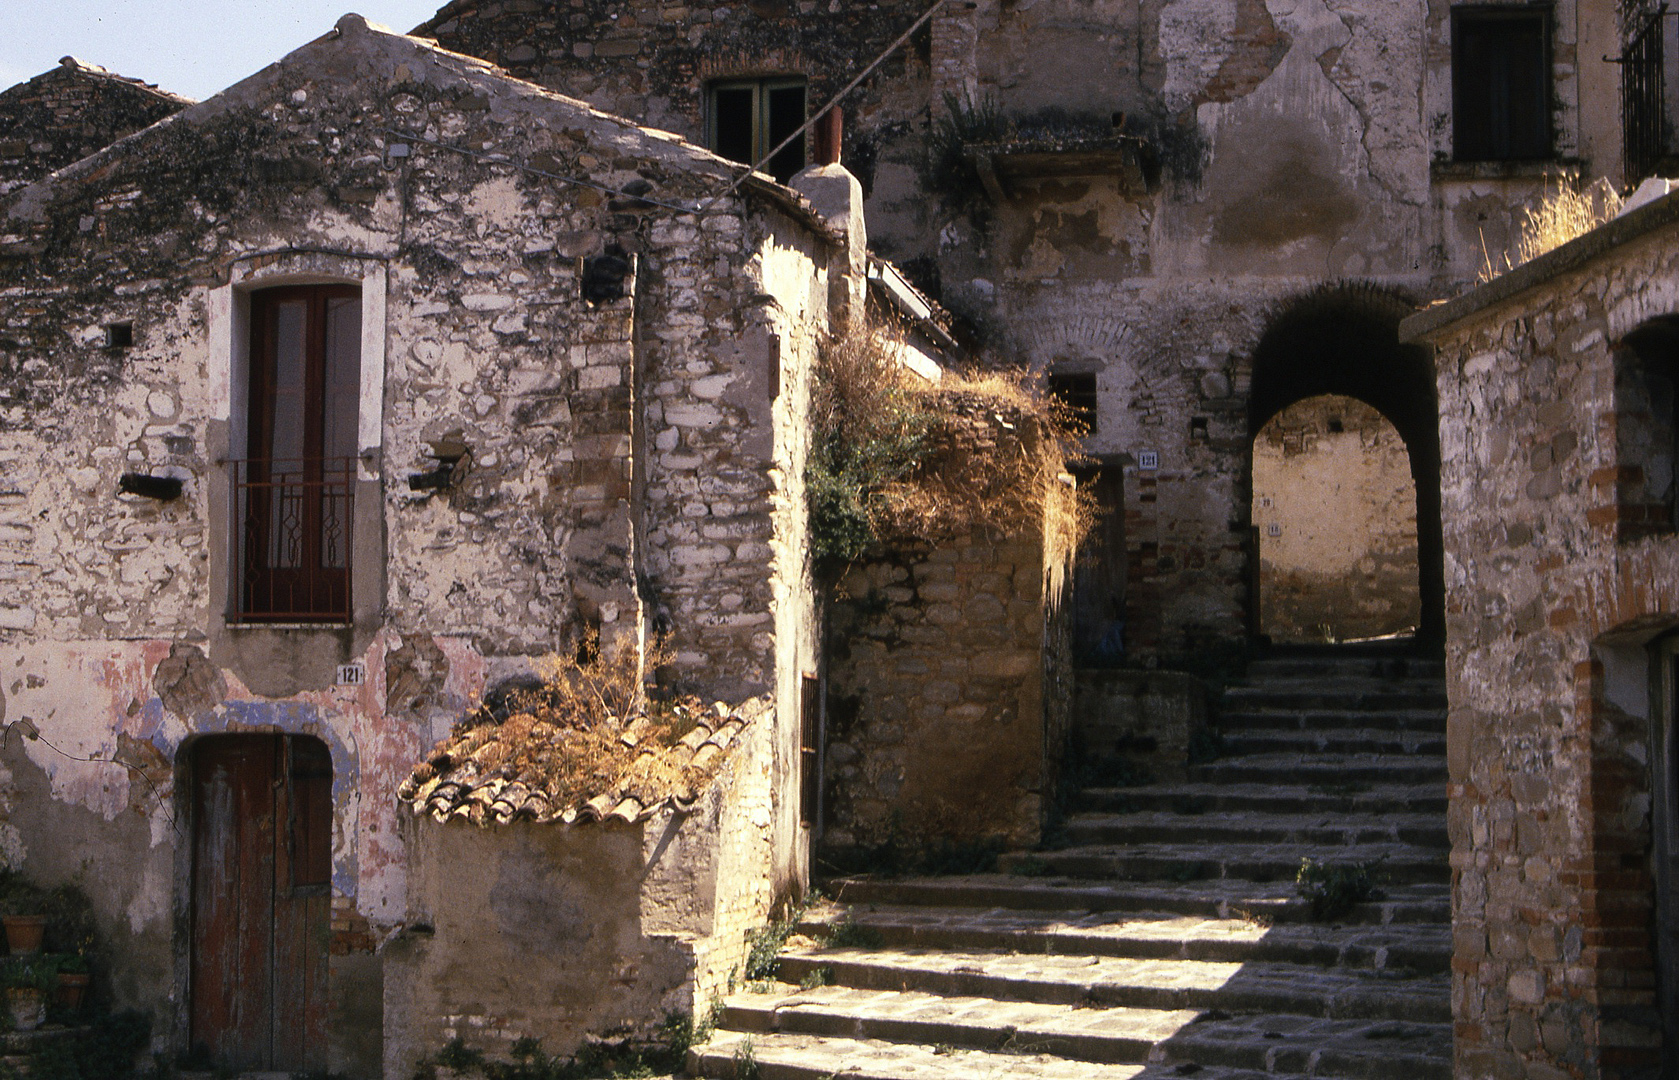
[808, 318, 1089, 570]
[1479, 176, 1624, 282]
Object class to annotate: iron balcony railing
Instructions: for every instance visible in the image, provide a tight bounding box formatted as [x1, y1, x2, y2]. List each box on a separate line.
[1623, 7, 1678, 185]
[230, 457, 356, 623]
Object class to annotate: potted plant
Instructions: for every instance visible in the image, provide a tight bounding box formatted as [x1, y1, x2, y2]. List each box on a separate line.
[0, 874, 49, 956]
[2, 956, 57, 1031]
[54, 952, 89, 1012]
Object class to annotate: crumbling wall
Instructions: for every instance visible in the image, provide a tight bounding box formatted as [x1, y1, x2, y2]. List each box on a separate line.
[0, 59, 189, 199]
[0, 16, 827, 1072]
[1252, 394, 1420, 642]
[1406, 203, 1679, 1078]
[823, 530, 1050, 854]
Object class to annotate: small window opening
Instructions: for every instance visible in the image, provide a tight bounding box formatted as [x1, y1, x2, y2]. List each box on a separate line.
[1452, 7, 1552, 161]
[104, 322, 133, 349]
[1191, 416, 1210, 440]
[1614, 317, 1679, 540]
[1327, 418, 1345, 433]
[1048, 371, 1099, 435]
[708, 78, 807, 183]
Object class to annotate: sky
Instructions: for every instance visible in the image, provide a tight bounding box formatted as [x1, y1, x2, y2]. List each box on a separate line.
[0, 1, 453, 102]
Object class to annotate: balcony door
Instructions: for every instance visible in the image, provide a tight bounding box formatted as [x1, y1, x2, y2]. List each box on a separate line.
[238, 285, 360, 621]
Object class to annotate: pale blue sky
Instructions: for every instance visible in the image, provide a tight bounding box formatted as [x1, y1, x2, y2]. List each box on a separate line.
[0, 2, 453, 101]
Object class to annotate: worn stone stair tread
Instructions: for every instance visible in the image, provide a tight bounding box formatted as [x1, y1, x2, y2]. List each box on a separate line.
[829, 874, 1451, 922]
[773, 944, 1451, 1019]
[798, 904, 1452, 968]
[720, 984, 1204, 1061]
[689, 1030, 1280, 1080]
[1215, 709, 1447, 733]
[1010, 840, 1445, 870]
[1219, 728, 1447, 752]
[1060, 810, 1449, 848]
[1078, 781, 1447, 816]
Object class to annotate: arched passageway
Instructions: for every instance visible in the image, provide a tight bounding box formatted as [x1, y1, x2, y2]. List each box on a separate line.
[1252, 395, 1420, 642]
[1247, 284, 1444, 646]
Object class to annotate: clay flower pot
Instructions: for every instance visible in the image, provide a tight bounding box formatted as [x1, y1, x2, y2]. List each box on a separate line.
[1, 916, 45, 956]
[55, 971, 89, 1011]
[6, 987, 43, 1032]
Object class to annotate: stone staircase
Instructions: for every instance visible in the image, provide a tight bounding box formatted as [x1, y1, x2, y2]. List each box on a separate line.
[690, 647, 1453, 1079]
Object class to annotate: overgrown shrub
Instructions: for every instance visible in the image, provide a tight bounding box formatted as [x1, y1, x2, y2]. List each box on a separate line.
[1295, 858, 1386, 921]
[807, 318, 1088, 568]
[1479, 176, 1623, 282]
[926, 92, 1010, 200]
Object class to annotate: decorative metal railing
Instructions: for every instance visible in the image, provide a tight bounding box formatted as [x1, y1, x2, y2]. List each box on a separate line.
[230, 458, 356, 622]
[1623, 7, 1674, 186]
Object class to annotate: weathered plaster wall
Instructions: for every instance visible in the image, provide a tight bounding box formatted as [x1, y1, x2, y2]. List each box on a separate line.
[0, 59, 190, 199]
[1407, 201, 1679, 1078]
[1252, 394, 1421, 642]
[0, 16, 827, 1072]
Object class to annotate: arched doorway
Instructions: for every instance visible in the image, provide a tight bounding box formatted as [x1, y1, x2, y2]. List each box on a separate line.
[1252, 395, 1420, 642]
[1247, 284, 1444, 646]
[188, 733, 332, 1072]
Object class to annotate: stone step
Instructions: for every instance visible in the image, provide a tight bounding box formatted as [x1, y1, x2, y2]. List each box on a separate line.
[1220, 686, 1448, 711]
[1244, 657, 1444, 680]
[1216, 708, 1446, 733]
[827, 875, 1453, 925]
[1000, 842, 1447, 886]
[689, 1030, 1289, 1080]
[797, 904, 1452, 972]
[1218, 728, 1447, 757]
[713, 988, 1450, 1077]
[1078, 781, 1447, 817]
[773, 945, 1451, 1021]
[1058, 810, 1449, 850]
[1189, 754, 1447, 786]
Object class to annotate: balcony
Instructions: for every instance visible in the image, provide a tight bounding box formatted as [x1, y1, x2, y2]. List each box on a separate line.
[230, 457, 356, 623]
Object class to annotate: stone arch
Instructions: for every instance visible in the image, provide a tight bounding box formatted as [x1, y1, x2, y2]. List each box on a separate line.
[1247, 282, 1443, 644]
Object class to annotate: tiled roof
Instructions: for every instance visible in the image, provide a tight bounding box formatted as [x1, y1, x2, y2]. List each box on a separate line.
[397, 701, 754, 827]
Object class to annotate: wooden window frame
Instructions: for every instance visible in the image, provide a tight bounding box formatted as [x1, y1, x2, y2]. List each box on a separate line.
[707, 77, 808, 183]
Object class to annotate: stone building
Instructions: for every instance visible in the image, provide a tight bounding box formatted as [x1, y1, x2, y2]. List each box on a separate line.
[414, 0, 1627, 660]
[0, 14, 858, 1074]
[0, 57, 191, 199]
[1400, 186, 1679, 1080]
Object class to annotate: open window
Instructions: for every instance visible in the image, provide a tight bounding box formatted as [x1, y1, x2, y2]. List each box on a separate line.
[233, 285, 361, 622]
[708, 78, 807, 183]
[1452, 6, 1552, 162]
[1613, 317, 1679, 541]
[1048, 371, 1099, 435]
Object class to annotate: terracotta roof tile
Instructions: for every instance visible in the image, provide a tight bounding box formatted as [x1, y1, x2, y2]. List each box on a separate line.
[397, 701, 755, 827]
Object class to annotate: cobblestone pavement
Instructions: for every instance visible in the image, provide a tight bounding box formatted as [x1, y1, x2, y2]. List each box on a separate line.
[691, 647, 1452, 1078]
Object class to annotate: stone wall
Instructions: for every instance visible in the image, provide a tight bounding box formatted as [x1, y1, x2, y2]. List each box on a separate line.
[1072, 669, 1207, 784]
[1252, 394, 1420, 642]
[1402, 191, 1679, 1079]
[0, 59, 189, 199]
[823, 528, 1057, 855]
[415, 0, 1626, 656]
[0, 17, 829, 1072]
[387, 699, 778, 1073]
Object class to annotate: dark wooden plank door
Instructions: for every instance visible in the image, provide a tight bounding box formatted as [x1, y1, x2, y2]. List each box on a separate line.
[190, 735, 330, 1072]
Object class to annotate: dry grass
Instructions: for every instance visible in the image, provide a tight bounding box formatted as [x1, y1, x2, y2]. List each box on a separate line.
[808, 318, 1090, 569]
[428, 637, 711, 809]
[1479, 176, 1623, 282]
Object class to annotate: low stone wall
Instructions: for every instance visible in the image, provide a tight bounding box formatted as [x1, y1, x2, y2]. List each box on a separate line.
[1071, 669, 1207, 783]
[822, 531, 1052, 855]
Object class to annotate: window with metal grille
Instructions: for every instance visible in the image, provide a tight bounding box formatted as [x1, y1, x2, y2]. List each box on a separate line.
[1048, 371, 1099, 435]
[233, 285, 361, 622]
[1452, 7, 1552, 162]
[708, 78, 807, 183]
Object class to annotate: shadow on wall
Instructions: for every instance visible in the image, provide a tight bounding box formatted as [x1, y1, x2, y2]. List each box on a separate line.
[1252, 394, 1420, 643]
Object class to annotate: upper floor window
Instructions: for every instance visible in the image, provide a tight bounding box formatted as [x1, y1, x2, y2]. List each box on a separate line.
[234, 284, 361, 622]
[708, 78, 807, 183]
[1452, 6, 1552, 161]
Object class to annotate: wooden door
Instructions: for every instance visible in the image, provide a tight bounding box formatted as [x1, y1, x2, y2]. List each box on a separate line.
[190, 735, 331, 1072]
[1070, 465, 1126, 664]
